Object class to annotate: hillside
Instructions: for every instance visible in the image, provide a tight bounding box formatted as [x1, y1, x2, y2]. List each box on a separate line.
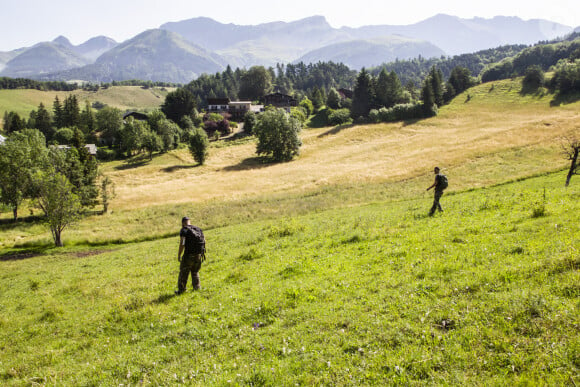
[1, 77, 578, 248]
[0, 170, 578, 384]
[0, 85, 173, 129]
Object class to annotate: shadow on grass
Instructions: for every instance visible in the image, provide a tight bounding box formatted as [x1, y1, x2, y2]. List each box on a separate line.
[162, 164, 199, 173]
[0, 248, 49, 262]
[402, 118, 422, 127]
[550, 92, 580, 107]
[224, 131, 252, 142]
[152, 293, 177, 304]
[222, 156, 275, 172]
[317, 124, 355, 138]
[0, 215, 44, 228]
[114, 160, 149, 171]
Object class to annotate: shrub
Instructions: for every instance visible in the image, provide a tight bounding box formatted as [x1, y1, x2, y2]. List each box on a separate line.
[368, 109, 380, 123]
[327, 108, 352, 126]
[54, 128, 74, 145]
[522, 65, 545, 91]
[96, 147, 117, 161]
[243, 111, 258, 135]
[188, 127, 209, 165]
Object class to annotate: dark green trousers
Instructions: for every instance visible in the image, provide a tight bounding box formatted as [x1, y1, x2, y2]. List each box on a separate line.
[178, 253, 202, 292]
[430, 190, 443, 215]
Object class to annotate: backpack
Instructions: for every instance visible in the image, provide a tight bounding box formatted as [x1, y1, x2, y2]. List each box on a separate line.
[438, 174, 448, 190]
[184, 225, 206, 256]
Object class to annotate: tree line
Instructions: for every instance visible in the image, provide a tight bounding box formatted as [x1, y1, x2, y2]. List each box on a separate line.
[0, 77, 181, 91]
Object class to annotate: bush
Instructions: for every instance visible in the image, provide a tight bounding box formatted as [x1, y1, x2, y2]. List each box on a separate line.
[549, 59, 580, 94]
[368, 109, 380, 123]
[96, 147, 117, 161]
[299, 97, 314, 116]
[522, 65, 545, 91]
[375, 103, 429, 122]
[54, 128, 74, 145]
[290, 107, 307, 124]
[243, 111, 258, 135]
[188, 127, 209, 165]
[327, 108, 352, 126]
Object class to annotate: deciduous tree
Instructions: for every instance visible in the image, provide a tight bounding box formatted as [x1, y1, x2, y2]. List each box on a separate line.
[254, 109, 302, 162]
[34, 171, 81, 247]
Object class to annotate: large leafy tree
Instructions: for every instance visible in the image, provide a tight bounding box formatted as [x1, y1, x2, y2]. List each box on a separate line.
[254, 109, 302, 162]
[0, 129, 47, 221]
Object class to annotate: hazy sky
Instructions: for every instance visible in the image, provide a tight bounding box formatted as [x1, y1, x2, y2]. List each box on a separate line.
[1, 0, 578, 51]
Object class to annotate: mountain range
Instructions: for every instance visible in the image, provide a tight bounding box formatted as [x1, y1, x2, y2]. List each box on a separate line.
[0, 14, 575, 83]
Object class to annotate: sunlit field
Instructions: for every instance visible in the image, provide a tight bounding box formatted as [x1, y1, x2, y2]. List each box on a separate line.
[1, 78, 578, 248]
[0, 171, 578, 385]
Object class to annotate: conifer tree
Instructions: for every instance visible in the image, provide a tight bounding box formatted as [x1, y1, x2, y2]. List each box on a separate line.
[351, 68, 375, 119]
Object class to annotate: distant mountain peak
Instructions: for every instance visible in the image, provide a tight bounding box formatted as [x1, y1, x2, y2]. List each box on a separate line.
[53, 35, 73, 47]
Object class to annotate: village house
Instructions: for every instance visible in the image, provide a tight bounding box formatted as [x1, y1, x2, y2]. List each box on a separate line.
[0, 134, 5, 145]
[53, 144, 98, 157]
[261, 92, 297, 112]
[337, 88, 353, 100]
[206, 98, 264, 121]
[123, 111, 149, 121]
[207, 98, 231, 113]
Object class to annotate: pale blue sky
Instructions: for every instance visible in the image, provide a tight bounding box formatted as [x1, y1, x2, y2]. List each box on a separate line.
[0, 0, 578, 51]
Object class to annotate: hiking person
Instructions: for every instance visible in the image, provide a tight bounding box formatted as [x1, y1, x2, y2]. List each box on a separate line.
[426, 167, 448, 216]
[176, 216, 205, 294]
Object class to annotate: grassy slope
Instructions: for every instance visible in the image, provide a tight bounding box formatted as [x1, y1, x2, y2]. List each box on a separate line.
[0, 172, 578, 385]
[0, 86, 172, 129]
[1, 78, 578, 248]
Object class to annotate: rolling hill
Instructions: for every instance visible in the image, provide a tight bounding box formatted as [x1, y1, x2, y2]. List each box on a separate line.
[0, 85, 173, 130]
[0, 78, 579, 383]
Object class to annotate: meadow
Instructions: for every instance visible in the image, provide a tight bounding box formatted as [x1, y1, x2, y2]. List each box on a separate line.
[0, 86, 172, 130]
[0, 78, 578, 248]
[0, 78, 579, 385]
[0, 171, 578, 385]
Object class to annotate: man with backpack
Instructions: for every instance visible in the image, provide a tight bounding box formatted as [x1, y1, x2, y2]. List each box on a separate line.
[176, 216, 206, 294]
[426, 166, 448, 216]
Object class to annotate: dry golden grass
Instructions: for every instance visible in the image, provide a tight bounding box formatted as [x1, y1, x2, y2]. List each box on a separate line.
[103, 79, 579, 212]
[0, 86, 172, 129]
[2, 78, 579, 247]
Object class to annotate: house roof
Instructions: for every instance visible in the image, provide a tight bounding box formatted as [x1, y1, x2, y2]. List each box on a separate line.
[207, 98, 231, 105]
[123, 111, 149, 121]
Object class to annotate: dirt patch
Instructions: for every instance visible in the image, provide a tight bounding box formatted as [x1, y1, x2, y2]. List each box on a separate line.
[72, 250, 114, 258]
[0, 252, 44, 262]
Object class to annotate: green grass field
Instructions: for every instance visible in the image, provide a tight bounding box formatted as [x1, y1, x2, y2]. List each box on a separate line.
[0, 172, 578, 385]
[0, 78, 579, 384]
